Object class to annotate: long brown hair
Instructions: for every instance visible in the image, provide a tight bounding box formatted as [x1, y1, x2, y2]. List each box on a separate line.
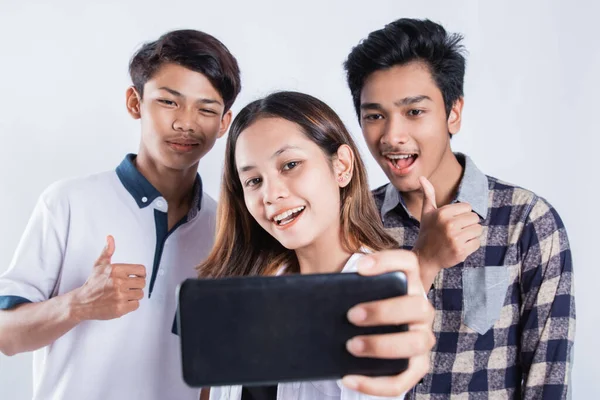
[198, 91, 397, 278]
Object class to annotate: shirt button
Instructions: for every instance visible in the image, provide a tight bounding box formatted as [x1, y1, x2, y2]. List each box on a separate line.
[157, 200, 164, 207]
[141, 197, 148, 203]
[158, 269, 165, 276]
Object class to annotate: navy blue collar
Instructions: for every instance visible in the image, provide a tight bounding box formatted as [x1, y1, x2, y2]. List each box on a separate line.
[116, 154, 203, 212]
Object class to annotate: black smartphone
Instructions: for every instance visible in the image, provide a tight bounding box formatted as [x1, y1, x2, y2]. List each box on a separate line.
[177, 271, 408, 387]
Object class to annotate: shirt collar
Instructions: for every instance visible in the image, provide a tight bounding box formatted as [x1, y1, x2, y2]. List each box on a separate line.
[115, 153, 203, 212]
[454, 153, 488, 219]
[380, 153, 489, 220]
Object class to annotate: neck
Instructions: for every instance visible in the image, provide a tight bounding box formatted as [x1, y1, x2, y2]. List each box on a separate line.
[404, 149, 464, 221]
[295, 227, 353, 275]
[134, 151, 198, 210]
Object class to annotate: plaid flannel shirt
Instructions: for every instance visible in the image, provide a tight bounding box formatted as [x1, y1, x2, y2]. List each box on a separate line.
[373, 154, 575, 400]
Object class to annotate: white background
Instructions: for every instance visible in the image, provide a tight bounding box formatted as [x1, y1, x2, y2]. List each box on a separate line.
[0, 1, 597, 398]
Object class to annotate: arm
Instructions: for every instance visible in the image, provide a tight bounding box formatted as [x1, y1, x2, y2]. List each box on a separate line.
[413, 253, 442, 293]
[342, 250, 435, 397]
[413, 177, 482, 292]
[0, 292, 80, 356]
[0, 235, 145, 356]
[0, 188, 146, 356]
[0, 193, 69, 355]
[519, 198, 575, 400]
[200, 388, 210, 400]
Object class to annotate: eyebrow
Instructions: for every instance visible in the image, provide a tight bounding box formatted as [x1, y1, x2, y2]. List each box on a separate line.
[238, 145, 301, 173]
[360, 95, 432, 111]
[158, 87, 223, 106]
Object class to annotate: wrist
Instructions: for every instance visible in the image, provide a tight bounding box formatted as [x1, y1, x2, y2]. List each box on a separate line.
[64, 288, 86, 324]
[412, 247, 437, 270]
[415, 250, 442, 280]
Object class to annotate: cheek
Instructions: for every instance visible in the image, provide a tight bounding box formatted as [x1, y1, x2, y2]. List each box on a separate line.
[198, 118, 222, 137]
[244, 193, 264, 223]
[303, 172, 341, 213]
[143, 107, 171, 133]
[362, 126, 381, 149]
[415, 118, 448, 146]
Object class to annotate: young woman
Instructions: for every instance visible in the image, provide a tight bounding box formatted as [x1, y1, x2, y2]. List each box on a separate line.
[198, 91, 434, 400]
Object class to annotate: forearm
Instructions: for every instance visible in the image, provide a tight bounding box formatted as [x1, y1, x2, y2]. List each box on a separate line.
[200, 388, 210, 400]
[412, 249, 439, 293]
[522, 336, 573, 400]
[521, 293, 574, 399]
[0, 290, 81, 356]
[519, 199, 574, 399]
[419, 264, 438, 293]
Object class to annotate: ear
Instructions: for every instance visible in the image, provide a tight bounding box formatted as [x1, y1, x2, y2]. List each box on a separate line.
[447, 97, 464, 136]
[126, 86, 142, 120]
[217, 110, 233, 139]
[333, 144, 355, 188]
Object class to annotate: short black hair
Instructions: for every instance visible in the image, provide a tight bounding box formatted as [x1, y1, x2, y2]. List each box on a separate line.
[344, 18, 466, 120]
[129, 29, 241, 113]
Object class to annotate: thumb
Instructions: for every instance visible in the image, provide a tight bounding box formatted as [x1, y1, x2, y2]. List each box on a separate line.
[95, 235, 115, 266]
[419, 176, 437, 214]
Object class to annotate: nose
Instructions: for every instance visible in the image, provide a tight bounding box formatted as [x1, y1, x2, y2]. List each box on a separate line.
[381, 114, 410, 146]
[262, 175, 289, 206]
[172, 108, 197, 134]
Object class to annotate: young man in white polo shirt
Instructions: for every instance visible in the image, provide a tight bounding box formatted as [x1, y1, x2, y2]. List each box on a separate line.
[0, 29, 241, 400]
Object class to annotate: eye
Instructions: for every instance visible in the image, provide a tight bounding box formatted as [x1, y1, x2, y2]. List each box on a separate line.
[407, 109, 424, 117]
[199, 109, 218, 115]
[363, 113, 384, 121]
[158, 99, 176, 106]
[245, 177, 262, 187]
[282, 161, 301, 171]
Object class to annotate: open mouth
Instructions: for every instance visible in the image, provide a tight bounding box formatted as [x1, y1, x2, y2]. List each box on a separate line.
[273, 206, 305, 226]
[385, 153, 418, 171]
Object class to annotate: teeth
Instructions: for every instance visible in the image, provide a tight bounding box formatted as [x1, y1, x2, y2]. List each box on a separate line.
[386, 154, 414, 160]
[274, 206, 305, 222]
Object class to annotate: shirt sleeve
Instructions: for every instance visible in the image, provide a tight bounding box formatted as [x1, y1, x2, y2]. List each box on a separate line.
[518, 196, 575, 400]
[0, 188, 68, 309]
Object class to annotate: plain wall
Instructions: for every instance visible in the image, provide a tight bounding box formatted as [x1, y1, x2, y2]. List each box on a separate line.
[0, 1, 597, 398]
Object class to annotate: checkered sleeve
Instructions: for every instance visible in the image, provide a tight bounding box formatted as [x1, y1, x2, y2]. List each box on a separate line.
[518, 197, 575, 400]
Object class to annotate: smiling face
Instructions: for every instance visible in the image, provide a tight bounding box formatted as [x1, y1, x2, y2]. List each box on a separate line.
[235, 117, 347, 251]
[127, 62, 232, 172]
[359, 61, 463, 194]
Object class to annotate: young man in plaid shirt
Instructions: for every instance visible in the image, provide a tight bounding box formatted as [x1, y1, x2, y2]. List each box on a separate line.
[344, 18, 575, 399]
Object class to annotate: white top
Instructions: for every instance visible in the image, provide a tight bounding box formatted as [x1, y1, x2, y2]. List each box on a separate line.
[209, 252, 406, 400]
[0, 154, 216, 400]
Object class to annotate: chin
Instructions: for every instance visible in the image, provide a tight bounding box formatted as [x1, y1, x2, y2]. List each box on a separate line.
[162, 154, 202, 171]
[388, 174, 422, 193]
[274, 234, 314, 251]
[277, 239, 307, 251]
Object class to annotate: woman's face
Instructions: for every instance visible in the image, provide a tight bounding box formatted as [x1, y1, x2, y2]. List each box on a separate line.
[235, 117, 346, 251]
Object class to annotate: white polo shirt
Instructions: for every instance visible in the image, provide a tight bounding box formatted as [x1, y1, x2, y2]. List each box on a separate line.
[0, 154, 216, 400]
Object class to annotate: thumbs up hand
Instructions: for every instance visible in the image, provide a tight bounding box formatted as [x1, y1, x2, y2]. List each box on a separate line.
[70, 236, 147, 321]
[413, 177, 483, 290]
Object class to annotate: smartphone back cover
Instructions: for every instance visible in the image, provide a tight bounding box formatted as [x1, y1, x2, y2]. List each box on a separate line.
[178, 271, 408, 387]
